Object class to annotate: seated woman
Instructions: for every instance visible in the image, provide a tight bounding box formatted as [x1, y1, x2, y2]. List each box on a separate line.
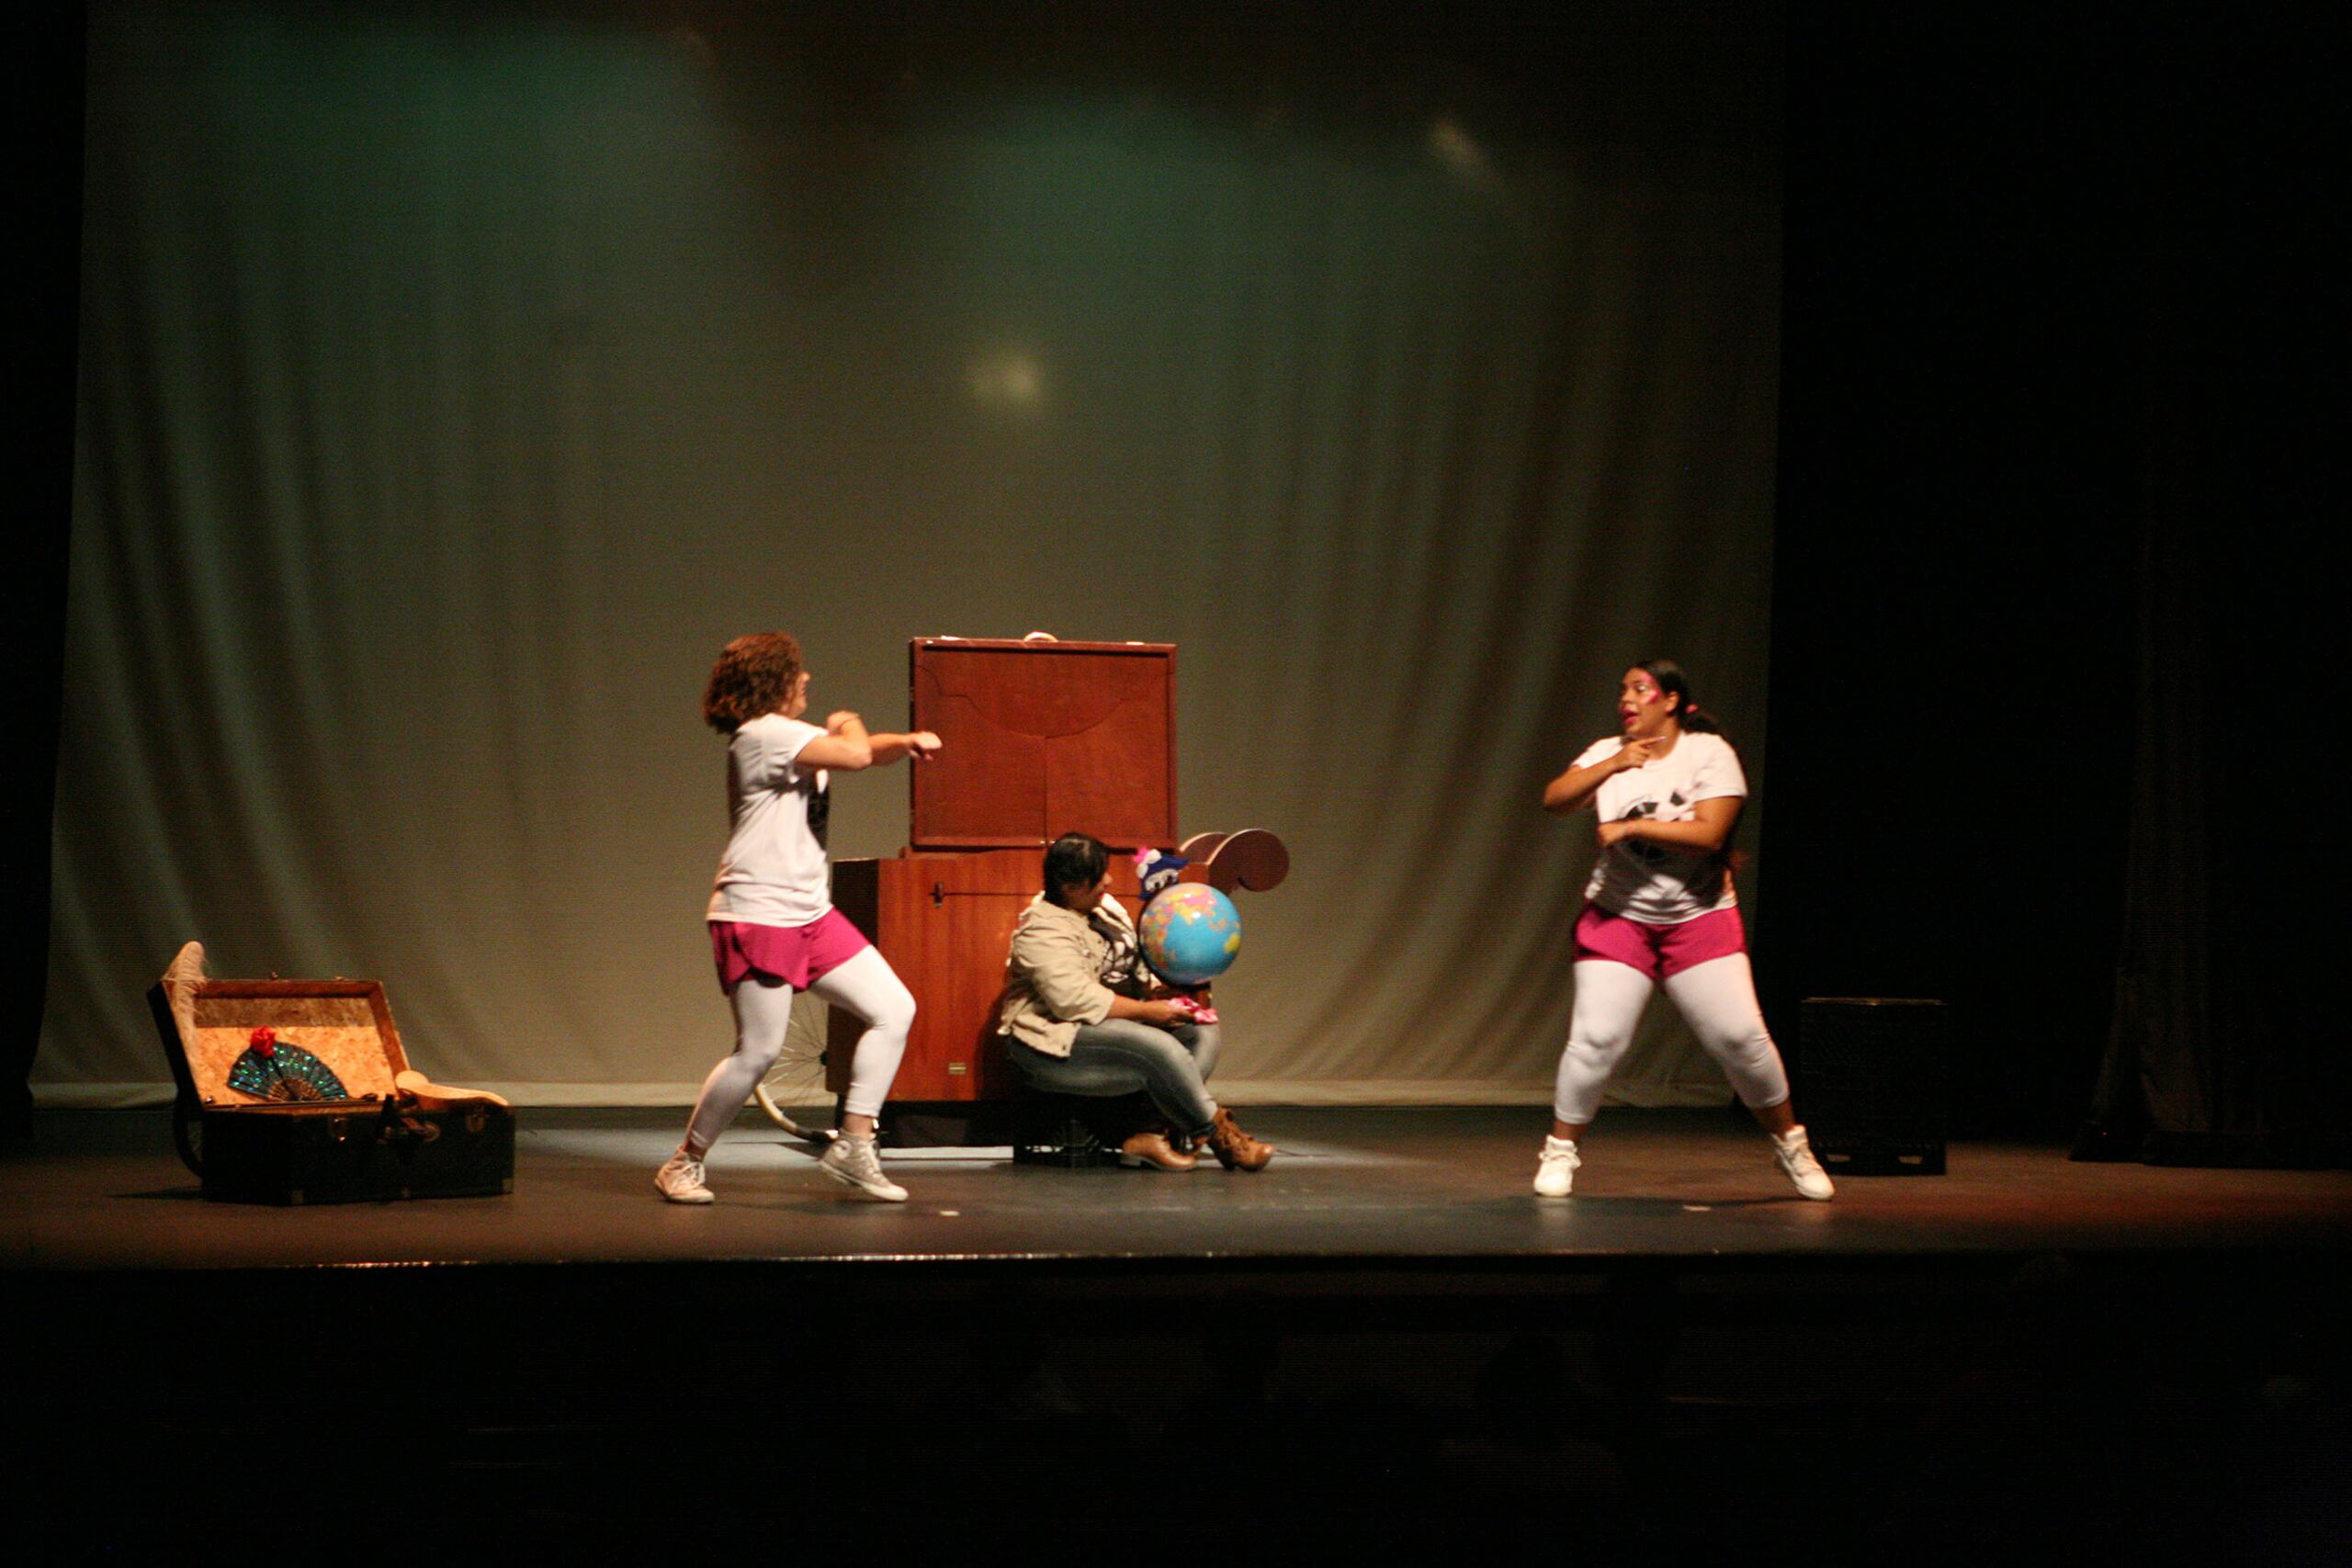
[1000, 832, 1273, 1171]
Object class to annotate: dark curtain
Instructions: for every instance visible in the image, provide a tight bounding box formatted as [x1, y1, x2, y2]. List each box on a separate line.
[1766, 7, 2138, 1135]
[2075, 12, 2339, 1166]
[1770, 6, 2335, 1152]
[2, 4, 85, 1141]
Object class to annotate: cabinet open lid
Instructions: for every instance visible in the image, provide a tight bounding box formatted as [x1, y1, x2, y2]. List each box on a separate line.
[907, 637, 1176, 852]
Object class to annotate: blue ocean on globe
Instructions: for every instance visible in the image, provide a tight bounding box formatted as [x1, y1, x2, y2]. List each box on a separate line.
[1138, 883, 1242, 986]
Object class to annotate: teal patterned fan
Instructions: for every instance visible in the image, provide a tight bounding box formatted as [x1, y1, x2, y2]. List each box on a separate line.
[227, 1027, 350, 1101]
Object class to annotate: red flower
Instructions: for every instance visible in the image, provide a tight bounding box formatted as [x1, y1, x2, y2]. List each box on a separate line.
[248, 1026, 277, 1057]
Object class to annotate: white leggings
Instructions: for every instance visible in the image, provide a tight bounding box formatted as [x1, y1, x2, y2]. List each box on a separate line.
[684, 945, 915, 1150]
[1551, 953, 1791, 1126]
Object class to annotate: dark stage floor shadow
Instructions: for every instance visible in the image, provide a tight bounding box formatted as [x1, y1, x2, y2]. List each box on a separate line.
[6, 1106, 2349, 1553]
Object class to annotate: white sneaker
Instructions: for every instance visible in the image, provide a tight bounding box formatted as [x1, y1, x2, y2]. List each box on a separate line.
[655, 1149, 715, 1204]
[1532, 1135, 1581, 1198]
[820, 1134, 909, 1202]
[1771, 1126, 1835, 1201]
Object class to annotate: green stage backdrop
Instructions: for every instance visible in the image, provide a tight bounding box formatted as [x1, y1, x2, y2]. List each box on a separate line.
[46, 3, 1781, 1107]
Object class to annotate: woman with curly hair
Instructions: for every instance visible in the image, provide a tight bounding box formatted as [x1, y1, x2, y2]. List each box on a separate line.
[656, 633, 941, 1204]
[1532, 659, 1833, 1202]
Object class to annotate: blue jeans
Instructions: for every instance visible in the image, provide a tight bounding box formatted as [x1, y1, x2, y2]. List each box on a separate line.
[1004, 1021, 1221, 1137]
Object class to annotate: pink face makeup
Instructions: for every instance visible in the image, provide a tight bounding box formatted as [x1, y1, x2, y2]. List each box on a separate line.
[1615, 670, 1677, 740]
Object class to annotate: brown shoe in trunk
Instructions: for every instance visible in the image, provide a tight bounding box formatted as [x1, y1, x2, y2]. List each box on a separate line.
[1207, 1107, 1273, 1171]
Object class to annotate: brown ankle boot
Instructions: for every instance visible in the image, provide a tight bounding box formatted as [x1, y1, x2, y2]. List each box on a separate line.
[1118, 1128, 1198, 1171]
[1206, 1107, 1273, 1171]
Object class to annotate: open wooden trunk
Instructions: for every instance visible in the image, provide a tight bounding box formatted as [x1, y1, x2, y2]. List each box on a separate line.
[148, 942, 515, 1204]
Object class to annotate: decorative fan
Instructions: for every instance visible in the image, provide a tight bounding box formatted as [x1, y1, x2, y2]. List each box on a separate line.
[226, 1027, 350, 1102]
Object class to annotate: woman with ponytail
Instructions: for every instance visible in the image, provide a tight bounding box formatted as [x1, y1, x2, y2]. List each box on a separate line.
[1531, 660, 1833, 1201]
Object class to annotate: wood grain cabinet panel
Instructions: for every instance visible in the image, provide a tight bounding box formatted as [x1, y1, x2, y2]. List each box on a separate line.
[831, 638, 1277, 1112]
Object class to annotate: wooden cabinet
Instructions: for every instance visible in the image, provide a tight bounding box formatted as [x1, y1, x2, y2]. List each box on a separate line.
[827, 638, 1286, 1115]
[908, 638, 1178, 851]
[827, 850, 1144, 1103]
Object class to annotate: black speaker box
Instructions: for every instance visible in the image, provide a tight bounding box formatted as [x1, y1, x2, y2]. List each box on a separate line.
[1799, 997, 1948, 1174]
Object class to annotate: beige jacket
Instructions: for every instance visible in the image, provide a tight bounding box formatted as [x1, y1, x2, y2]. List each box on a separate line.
[998, 892, 1137, 1057]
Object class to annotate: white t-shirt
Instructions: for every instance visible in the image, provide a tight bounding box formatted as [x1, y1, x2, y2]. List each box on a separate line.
[707, 713, 833, 928]
[1576, 730, 1747, 924]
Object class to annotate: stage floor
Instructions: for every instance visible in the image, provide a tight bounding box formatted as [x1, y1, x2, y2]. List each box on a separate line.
[8, 1104, 2348, 1270]
[7, 1108, 2349, 1553]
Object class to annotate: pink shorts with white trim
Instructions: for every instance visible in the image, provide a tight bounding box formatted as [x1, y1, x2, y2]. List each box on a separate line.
[709, 909, 872, 993]
[1572, 903, 1745, 982]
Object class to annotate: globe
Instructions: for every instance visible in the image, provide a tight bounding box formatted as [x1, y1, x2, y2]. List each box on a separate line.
[1137, 883, 1242, 987]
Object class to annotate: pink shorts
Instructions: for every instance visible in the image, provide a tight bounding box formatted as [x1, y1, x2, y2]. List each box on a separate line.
[709, 909, 872, 993]
[1572, 903, 1745, 982]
